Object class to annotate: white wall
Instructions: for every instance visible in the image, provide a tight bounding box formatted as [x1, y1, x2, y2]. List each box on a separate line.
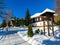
[32, 21, 52, 26]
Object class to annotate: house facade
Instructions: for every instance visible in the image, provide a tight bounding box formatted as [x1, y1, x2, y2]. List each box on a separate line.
[31, 8, 55, 30]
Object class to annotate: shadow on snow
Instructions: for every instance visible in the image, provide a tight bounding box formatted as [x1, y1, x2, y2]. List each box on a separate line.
[0, 29, 27, 35]
[42, 39, 60, 45]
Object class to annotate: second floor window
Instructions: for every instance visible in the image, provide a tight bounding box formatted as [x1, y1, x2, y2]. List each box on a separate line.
[37, 18, 38, 21]
[40, 18, 41, 20]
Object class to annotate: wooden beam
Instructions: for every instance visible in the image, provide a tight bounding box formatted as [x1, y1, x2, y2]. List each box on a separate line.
[51, 16, 54, 36]
[43, 17, 45, 35]
[47, 16, 50, 36]
[44, 21, 45, 35]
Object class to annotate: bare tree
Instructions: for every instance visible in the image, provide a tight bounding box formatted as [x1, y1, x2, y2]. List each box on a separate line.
[0, 0, 5, 17]
[55, 0, 60, 35]
[5, 10, 12, 27]
[0, 0, 12, 27]
[5, 10, 12, 22]
[55, 0, 60, 15]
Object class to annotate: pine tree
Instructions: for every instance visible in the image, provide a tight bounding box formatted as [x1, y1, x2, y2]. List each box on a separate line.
[25, 9, 31, 26]
[1, 20, 7, 27]
[27, 24, 33, 37]
[20, 18, 24, 26]
[55, 0, 60, 33]
[15, 18, 19, 27]
[12, 17, 17, 26]
[56, 16, 60, 32]
[8, 21, 10, 27]
[0, 0, 6, 18]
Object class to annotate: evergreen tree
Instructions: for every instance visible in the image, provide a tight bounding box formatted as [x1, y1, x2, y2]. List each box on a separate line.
[12, 17, 18, 27]
[27, 24, 33, 37]
[56, 16, 60, 32]
[57, 16, 60, 26]
[20, 18, 25, 26]
[19, 18, 24, 26]
[16, 18, 20, 27]
[25, 9, 31, 26]
[12, 18, 17, 26]
[8, 21, 10, 27]
[1, 20, 7, 27]
[0, 0, 8, 28]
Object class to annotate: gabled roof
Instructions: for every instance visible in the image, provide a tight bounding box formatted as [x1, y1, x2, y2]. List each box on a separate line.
[31, 8, 55, 18]
[31, 13, 41, 18]
[42, 8, 55, 14]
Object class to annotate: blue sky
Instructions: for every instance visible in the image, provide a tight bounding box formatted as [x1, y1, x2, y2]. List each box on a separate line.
[0, 0, 55, 23]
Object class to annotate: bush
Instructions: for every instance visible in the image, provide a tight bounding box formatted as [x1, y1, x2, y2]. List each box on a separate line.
[40, 30, 44, 35]
[35, 29, 40, 34]
[27, 24, 33, 37]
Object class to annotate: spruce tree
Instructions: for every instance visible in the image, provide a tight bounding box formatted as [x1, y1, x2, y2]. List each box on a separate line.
[12, 17, 17, 27]
[25, 9, 31, 26]
[27, 24, 33, 37]
[16, 18, 20, 27]
[1, 20, 7, 27]
[8, 21, 10, 27]
[20, 18, 24, 26]
[56, 16, 60, 32]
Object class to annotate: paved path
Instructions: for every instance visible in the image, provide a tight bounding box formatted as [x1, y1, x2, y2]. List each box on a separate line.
[0, 29, 30, 45]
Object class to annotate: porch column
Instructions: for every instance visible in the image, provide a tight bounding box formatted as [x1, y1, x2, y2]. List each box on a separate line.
[43, 21, 45, 35]
[51, 16, 54, 36]
[10, 20, 13, 26]
[43, 17, 45, 35]
[47, 16, 50, 36]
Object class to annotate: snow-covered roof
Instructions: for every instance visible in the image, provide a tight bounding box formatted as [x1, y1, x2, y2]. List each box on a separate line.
[31, 8, 55, 18]
[10, 18, 15, 20]
[31, 13, 42, 18]
[42, 8, 55, 14]
[54, 14, 58, 16]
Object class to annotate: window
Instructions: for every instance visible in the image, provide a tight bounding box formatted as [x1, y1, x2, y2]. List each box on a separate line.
[40, 18, 41, 20]
[37, 18, 38, 21]
[35, 18, 36, 21]
[44, 16, 46, 18]
[32, 20, 33, 22]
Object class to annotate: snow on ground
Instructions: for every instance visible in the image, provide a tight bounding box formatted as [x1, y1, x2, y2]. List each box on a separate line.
[0, 28, 30, 45]
[17, 26, 60, 45]
[18, 32, 60, 45]
[0, 26, 60, 45]
[0, 28, 6, 40]
[9, 27, 28, 30]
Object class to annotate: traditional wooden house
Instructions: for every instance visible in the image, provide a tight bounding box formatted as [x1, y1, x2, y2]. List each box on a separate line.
[31, 8, 55, 36]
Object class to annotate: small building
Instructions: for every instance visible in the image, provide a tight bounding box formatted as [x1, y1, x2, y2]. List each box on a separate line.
[31, 8, 56, 36]
[31, 8, 55, 29]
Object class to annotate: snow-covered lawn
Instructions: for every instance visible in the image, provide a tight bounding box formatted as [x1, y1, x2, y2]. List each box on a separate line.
[0, 28, 6, 40]
[18, 32, 60, 45]
[8, 27, 28, 31]
[0, 26, 60, 45]
[17, 26, 60, 45]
